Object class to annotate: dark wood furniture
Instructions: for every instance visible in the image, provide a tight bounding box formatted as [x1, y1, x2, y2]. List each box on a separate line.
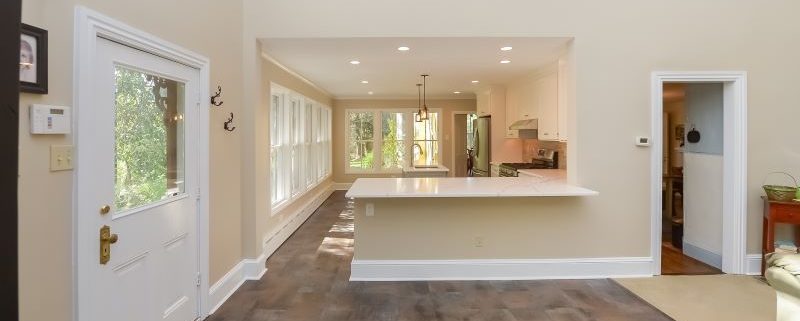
[761, 196, 800, 275]
[0, 0, 21, 319]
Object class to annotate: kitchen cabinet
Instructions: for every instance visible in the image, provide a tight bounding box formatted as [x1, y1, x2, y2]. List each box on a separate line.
[504, 66, 567, 142]
[476, 89, 491, 116]
[536, 73, 559, 141]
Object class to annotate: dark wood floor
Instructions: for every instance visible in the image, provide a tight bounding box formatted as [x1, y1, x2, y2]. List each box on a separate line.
[207, 191, 673, 321]
[661, 219, 722, 275]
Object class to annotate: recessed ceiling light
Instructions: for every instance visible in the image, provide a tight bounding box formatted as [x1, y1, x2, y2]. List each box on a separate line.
[368, 91, 374, 95]
[501, 46, 513, 51]
[397, 46, 410, 51]
[349, 60, 361, 65]
[453, 91, 461, 94]
[500, 59, 511, 64]
[471, 80, 479, 84]
[361, 80, 369, 84]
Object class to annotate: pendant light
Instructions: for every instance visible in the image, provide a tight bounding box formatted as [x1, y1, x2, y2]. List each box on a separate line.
[420, 74, 430, 120]
[415, 83, 423, 122]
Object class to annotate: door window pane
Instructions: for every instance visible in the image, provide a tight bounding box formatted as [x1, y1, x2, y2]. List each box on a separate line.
[114, 66, 184, 211]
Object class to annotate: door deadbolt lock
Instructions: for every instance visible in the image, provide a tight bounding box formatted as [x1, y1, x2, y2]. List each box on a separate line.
[100, 225, 119, 265]
[100, 205, 111, 215]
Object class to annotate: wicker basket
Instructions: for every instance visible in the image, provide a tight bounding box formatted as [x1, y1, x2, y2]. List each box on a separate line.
[762, 172, 798, 202]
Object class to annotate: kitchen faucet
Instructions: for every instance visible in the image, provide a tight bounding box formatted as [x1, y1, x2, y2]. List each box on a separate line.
[412, 143, 424, 156]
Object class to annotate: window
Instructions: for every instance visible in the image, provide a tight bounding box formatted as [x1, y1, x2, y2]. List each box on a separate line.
[413, 112, 439, 166]
[381, 112, 406, 170]
[114, 66, 185, 211]
[347, 112, 375, 170]
[345, 109, 441, 173]
[270, 83, 332, 210]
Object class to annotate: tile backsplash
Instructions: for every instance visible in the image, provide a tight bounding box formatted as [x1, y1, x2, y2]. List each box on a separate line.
[522, 140, 567, 169]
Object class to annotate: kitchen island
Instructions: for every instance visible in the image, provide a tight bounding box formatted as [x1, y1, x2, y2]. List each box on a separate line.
[344, 176, 622, 281]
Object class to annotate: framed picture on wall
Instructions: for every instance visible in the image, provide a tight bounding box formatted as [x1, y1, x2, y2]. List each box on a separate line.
[19, 23, 47, 94]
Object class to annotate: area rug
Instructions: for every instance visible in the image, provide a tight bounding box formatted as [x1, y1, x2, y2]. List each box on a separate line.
[615, 275, 775, 321]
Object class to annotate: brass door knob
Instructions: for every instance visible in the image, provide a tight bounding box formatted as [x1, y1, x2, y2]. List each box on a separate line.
[100, 225, 119, 264]
[102, 233, 119, 244]
[100, 205, 111, 215]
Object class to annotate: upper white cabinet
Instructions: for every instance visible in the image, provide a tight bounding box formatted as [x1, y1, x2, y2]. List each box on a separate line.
[505, 66, 566, 142]
[476, 89, 490, 116]
[535, 73, 559, 141]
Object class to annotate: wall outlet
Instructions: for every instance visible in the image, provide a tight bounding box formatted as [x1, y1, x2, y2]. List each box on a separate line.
[365, 203, 374, 217]
[474, 236, 484, 247]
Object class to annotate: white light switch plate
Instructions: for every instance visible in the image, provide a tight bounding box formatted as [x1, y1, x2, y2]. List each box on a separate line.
[50, 145, 74, 171]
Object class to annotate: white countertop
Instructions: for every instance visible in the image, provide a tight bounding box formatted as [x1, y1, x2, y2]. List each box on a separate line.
[402, 165, 450, 172]
[345, 176, 598, 198]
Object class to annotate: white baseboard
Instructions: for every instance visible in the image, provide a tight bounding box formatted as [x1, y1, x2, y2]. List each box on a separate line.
[333, 182, 352, 191]
[262, 183, 334, 258]
[208, 183, 333, 315]
[683, 242, 722, 269]
[746, 254, 763, 275]
[350, 257, 653, 281]
[207, 256, 267, 314]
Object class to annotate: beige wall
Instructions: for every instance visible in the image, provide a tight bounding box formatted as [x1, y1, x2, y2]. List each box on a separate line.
[354, 197, 635, 259]
[20, 0, 244, 320]
[244, 0, 800, 259]
[332, 99, 476, 183]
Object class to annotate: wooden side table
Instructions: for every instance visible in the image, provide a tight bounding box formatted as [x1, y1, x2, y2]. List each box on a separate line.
[761, 196, 800, 275]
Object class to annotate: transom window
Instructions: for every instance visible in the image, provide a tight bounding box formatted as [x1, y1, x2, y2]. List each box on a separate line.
[345, 108, 441, 173]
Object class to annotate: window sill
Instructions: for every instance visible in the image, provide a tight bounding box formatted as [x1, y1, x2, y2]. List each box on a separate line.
[270, 173, 332, 216]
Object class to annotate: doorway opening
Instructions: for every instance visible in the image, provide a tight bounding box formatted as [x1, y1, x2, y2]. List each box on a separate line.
[660, 83, 722, 275]
[651, 72, 748, 276]
[451, 111, 477, 177]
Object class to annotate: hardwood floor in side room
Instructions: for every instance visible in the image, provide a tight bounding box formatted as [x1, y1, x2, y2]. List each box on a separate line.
[661, 242, 722, 275]
[207, 191, 673, 321]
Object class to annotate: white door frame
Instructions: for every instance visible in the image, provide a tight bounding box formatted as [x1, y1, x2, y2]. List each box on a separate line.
[450, 110, 476, 177]
[650, 71, 748, 275]
[73, 6, 212, 319]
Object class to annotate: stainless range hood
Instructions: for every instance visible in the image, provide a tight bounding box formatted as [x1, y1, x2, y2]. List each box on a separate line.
[508, 118, 539, 139]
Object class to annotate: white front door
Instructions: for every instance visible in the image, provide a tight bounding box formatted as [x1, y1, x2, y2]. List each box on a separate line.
[77, 37, 201, 321]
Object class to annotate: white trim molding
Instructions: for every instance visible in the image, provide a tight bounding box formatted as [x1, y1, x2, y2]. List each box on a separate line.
[263, 183, 334, 257]
[683, 242, 722, 269]
[746, 254, 763, 276]
[350, 257, 653, 281]
[207, 256, 267, 314]
[650, 71, 748, 275]
[207, 182, 334, 315]
[74, 6, 211, 321]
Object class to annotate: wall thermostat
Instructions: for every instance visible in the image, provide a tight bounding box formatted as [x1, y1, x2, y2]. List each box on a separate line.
[30, 104, 71, 134]
[635, 136, 651, 147]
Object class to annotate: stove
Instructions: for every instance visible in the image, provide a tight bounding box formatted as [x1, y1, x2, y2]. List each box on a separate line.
[498, 150, 558, 177]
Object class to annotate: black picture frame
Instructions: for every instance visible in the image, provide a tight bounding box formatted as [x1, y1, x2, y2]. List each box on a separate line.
[20, 23, 47, 94]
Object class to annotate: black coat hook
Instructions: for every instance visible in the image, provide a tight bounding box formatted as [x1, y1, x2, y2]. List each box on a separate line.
[223, 112, 236, 132]
[211, 86, 224, 107]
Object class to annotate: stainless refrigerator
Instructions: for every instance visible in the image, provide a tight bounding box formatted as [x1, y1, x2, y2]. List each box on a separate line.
[471, 116, 491, 177]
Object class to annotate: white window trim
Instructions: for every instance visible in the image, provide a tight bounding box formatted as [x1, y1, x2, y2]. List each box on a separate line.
[343, 108, 443, 174]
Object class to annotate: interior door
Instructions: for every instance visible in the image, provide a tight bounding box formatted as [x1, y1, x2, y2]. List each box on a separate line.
[78, 37, 200, 321]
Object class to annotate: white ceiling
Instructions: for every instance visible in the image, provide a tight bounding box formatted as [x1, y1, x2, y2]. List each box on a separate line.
[260, 37, 571, 99]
